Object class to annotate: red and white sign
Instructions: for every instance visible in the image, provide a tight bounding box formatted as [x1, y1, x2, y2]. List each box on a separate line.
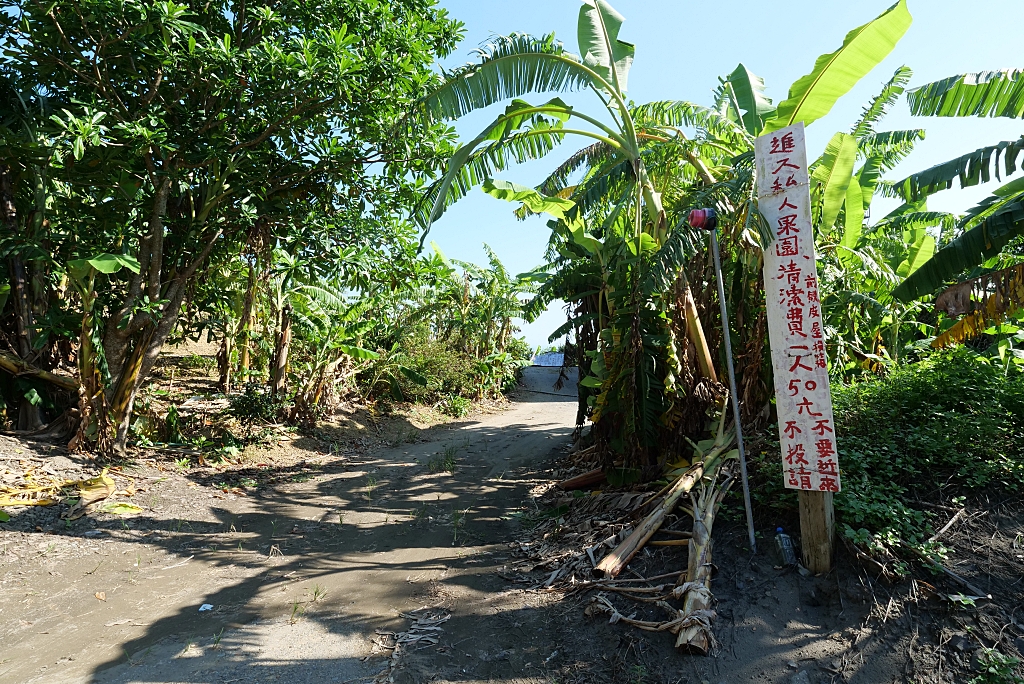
[755, 123, 840, 493]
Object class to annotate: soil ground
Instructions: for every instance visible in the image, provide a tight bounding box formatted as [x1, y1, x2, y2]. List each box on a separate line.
[2, 366, 1023, 684]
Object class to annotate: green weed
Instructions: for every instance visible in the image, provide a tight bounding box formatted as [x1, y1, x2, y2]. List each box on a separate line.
[428, 445, 458, 474]
[627, 665, 649, 684]
[751, 349, 1024, 559]
[211, 628, 224, 650]
[969, 649, 1024, 684]
[451, 507, 469, 544]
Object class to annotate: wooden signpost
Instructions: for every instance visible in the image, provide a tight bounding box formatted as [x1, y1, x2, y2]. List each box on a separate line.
[755, 123, 839, 574]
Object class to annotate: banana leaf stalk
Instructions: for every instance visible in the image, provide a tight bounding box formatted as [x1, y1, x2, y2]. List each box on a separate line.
[594, 403, 735, 578]
[674, 456, 737, 654]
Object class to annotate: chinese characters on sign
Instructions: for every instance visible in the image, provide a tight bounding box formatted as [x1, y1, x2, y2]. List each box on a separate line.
[755, 123, 841, 493]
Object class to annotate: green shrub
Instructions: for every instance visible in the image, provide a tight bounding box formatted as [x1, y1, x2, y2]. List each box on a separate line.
[361, 328, 482, 403]
[230, 383, 288, 422]
[505, 336, 533, 363]
[439, 394, 471, 418]
[180, 352, 215, 372]
[361, 329, 534, 404]
[752, 348, 1024, 550]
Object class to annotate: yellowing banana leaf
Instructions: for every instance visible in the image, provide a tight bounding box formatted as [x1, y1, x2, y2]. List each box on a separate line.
[99, 502, 144, 516]
[63, 470, 116, 520]
[0, 496, 58, 507]
[666, 457, 691, 471]
[76, 471, 116, 503]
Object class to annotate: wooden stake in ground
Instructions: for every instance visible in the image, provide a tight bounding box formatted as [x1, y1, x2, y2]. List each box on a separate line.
[799, 490, 834, 574]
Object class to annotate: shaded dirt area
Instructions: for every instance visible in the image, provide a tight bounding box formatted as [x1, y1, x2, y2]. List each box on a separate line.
[1, 366, 1022, 683]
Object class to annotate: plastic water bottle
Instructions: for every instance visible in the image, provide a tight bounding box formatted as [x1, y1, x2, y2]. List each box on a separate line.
[775, 527, 798, 566]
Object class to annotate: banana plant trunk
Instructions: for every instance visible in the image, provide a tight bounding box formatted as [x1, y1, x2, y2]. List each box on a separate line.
[683, 286, 718, 383]
[675, 468, 734, 654]
[636, 158, 719, 385]
[68, 280, 113, 454]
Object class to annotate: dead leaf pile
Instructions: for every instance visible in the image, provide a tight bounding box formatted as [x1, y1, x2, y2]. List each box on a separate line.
[0, 466, 142, 519]
[508, 488, 661, 589]
[0, 465, 68, 507]
[371, 608, 451, 683]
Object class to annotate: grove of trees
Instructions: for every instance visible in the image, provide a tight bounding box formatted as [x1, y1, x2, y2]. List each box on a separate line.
[2, 0, 1023, 568]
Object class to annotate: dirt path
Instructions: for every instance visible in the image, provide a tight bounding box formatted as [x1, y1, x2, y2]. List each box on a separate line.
[1, 368, 578, 683]
[5, 366, 1018, 683]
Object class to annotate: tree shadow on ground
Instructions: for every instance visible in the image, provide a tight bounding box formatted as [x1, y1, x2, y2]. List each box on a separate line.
[2, 368, 963, 683]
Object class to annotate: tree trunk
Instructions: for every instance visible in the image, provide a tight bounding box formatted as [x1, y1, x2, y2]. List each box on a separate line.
[108, 328, 155, 453]
[271, 303, 292, 395]
[217, 333, 232, 394]
[97, 174, 223, 455]
[7, 258, 43, 430]
[2, 164, 43, 431]
[237, 264, 257, 380]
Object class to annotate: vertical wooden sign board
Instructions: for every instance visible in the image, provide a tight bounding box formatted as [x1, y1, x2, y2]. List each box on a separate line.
[755, 123, 839, 574]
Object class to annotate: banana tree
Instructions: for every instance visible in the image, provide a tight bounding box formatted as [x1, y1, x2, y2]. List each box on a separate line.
[417, 1, 741, 471]
[800, 66, 946, 372]
[65, 254, 140, 453]
[288, 289, 379, 422]
[524, 0, 916, 393]
[892, 69, 1024, 303]
[417, 1, 719, 385]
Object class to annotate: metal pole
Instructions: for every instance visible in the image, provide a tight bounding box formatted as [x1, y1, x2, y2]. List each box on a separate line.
[709, 229, 758, 554]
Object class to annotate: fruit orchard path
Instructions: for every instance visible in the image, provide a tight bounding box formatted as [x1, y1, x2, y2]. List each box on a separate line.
[2, 367, 578, 683]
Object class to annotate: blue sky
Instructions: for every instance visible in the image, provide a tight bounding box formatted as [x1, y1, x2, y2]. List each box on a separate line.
[428, 0, 1022, 347]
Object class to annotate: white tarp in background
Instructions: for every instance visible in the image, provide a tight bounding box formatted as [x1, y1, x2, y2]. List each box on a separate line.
[755, 123, 841, 493]
[531, 352, 565, 367]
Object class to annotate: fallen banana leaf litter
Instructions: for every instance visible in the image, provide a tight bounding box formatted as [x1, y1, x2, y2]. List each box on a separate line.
[0, 466, 142, 519]
[506, 403, 742, 654]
